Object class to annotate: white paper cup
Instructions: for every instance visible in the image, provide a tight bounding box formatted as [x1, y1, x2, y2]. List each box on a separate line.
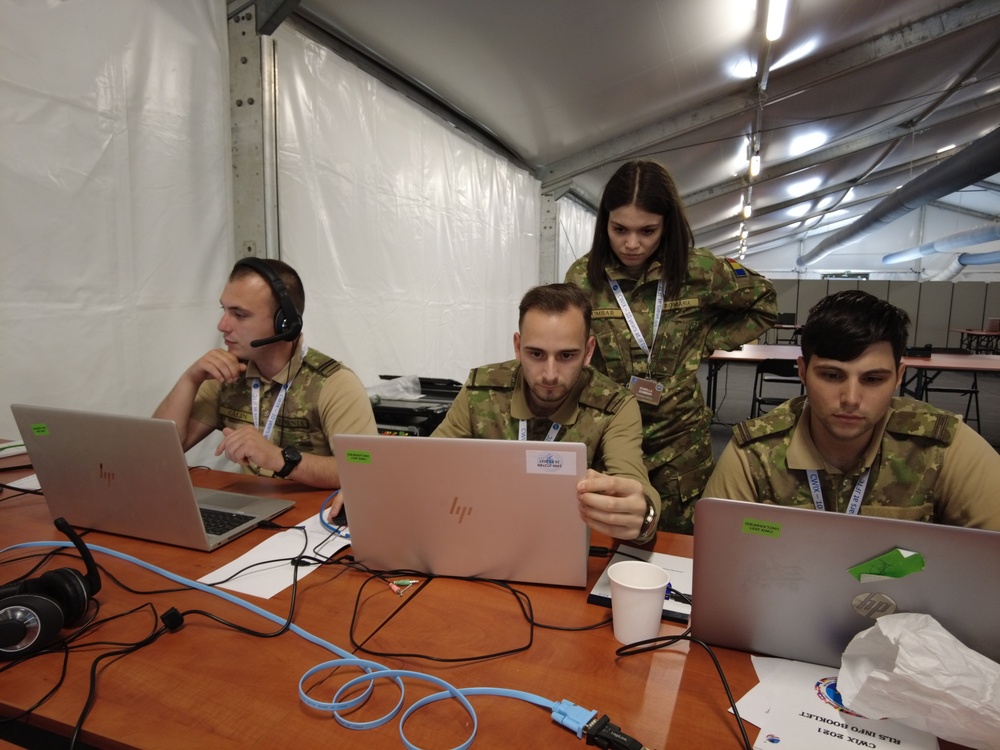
[607, 560, 670, 645]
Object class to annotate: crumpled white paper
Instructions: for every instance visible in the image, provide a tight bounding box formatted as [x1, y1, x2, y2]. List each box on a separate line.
[838, 612, 1000, 750]
[365, 374, 423, 401]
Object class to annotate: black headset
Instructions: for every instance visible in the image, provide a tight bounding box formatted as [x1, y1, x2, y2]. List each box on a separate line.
[0, 518, 102, 659]
[234, 257, 304, 347]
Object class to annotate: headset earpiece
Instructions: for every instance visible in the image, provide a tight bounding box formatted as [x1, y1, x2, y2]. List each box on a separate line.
[0, 518, 101, 659]
[0, 594, 65, 656]
[38, 568, 91, 626]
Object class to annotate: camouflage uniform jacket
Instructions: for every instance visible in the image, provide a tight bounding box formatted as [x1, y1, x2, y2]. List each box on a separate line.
[431, 360, 661, 536]
[565, 248, 776, 532]
[704, 395, 1000, 529]
[191, 345, 377, 463]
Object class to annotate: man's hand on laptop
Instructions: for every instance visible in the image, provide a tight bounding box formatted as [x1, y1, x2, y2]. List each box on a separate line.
[216, 425, 282, 474]
[576, 469, 648, 541]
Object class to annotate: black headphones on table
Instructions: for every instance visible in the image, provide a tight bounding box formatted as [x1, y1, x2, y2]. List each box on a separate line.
[0, 518, 102, 659]
[234, 257, 304, 348]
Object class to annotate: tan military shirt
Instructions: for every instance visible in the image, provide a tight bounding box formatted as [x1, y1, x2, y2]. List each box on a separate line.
[704, 395, 1000, 530]
[432, 360, 661, 541]
[191, 344, 377, 468]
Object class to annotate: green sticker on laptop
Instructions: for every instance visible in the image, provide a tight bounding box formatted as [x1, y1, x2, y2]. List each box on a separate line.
[742, 518, 781, 538]
[344, 449, 372, 464]
[849, 548, 925, 582]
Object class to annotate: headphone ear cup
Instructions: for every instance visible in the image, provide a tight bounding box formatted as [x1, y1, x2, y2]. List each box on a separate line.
[274, 306, 289, 335]
[0, 594, 65, 658]
[38, 568, 91, 627]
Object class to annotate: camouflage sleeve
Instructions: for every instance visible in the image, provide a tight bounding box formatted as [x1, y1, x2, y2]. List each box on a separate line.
[317, 367, 378, 446]
[704, 255, 778, 352]
[701, 440, 761, 502]
[430, 385, 475, 439]
[933, 422, 1000, 530]
[190, 379, 223, 429]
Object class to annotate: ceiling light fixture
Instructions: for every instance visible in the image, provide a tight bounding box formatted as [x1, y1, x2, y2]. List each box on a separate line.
[766, 0, 788, 42]
[750, 152, 761, 177]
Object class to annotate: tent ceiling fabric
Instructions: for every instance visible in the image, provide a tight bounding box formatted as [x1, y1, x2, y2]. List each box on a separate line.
[292, 0, 1000, 273]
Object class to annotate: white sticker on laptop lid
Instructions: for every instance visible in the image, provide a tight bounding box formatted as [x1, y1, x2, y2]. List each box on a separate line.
[525, 450, 578, 475]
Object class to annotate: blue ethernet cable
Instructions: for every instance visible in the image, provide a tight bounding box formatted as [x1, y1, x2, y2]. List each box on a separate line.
[2, 539, 648, 750]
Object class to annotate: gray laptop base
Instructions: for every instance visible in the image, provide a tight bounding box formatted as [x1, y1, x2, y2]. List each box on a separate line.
[333, 434, 589, 587]
[691, 497, 1000, 667]
[11, 404, 294, 552]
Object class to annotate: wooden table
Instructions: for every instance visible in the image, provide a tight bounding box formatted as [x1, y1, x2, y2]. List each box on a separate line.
[951, 328, 1000, 354]
[1, 465, 973, 749]
[1, 468, 757, 749]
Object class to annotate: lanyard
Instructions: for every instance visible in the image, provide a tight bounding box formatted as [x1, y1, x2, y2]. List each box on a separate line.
[518, 420, 561, 442]
[806, 468, 871, 515]
[607, 273, 665, 366]
[250, 344, 306, 441]
[251, 380, 290, 441]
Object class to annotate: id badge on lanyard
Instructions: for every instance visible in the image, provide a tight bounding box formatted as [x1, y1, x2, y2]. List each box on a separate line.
[609, 274, 665, 406]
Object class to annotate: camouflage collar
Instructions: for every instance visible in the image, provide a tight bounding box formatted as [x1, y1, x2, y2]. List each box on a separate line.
[604, 257, 663, 286]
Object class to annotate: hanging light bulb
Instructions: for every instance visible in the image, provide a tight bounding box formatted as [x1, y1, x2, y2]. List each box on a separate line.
[750, 152, 761, 177]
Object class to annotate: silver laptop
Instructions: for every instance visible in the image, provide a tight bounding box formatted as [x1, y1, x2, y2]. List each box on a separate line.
[691, 497, 1000, 667]
[333, 434, 589, 587]
[11, 404, 295, 552]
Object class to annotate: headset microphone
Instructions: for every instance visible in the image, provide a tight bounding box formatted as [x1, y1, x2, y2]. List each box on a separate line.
[0, 517, 102, 658]
[249, 315, 303, 348]
[54, 517, 102, 596]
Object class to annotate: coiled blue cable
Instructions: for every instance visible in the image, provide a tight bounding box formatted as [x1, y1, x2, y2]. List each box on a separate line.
[3, 539, 578, 750]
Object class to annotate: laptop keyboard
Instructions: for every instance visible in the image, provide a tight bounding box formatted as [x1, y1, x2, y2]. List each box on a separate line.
[200, 507, 255, 537]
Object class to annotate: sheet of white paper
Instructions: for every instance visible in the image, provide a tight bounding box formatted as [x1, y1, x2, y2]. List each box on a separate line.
[7, 473, 40, 491]
[198, 512, 350, 599]
[0, 443, 27, 457]
[737, 657, 938, 750]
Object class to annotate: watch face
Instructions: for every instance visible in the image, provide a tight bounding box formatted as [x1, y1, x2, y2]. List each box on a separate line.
[283, 445, 302, 462]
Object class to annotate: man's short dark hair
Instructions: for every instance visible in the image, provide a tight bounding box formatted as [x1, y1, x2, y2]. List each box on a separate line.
[230, 258, 305, 315]
[518, 283, 592, 334]
[800, 290, 910, 365]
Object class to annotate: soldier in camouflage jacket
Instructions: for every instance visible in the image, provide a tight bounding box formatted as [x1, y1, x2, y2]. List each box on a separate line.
[567, 160, 777, 534]
[433, 284, 661, 543]
[155, 258, 376, 493]
[704, 290, 1000, 530]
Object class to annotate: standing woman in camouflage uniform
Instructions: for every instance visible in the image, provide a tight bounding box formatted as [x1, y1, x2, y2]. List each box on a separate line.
[565, 160, 777, 533]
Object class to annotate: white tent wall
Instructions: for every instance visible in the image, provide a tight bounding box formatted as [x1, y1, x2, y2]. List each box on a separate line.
[556, 197, 596, 282]
[1, 3, 542, 455]
[0, 0, 232, 463]
[271, 24, 541, 389]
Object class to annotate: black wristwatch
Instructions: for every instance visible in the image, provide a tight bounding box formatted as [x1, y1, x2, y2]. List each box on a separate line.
[274, 445, 302, 479]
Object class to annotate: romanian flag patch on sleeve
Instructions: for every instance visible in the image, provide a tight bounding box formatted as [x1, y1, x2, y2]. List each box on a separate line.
[725, 257, 748, 277]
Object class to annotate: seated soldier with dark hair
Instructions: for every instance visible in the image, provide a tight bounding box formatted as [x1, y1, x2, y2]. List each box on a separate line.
[704, 290, 1000, 530]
